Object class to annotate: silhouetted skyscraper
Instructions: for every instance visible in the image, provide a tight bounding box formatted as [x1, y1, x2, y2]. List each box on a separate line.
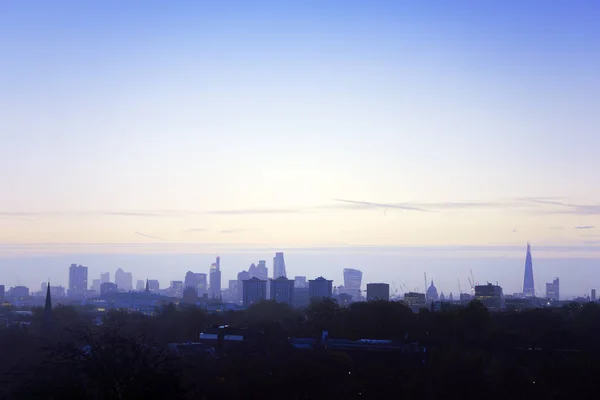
[100, 272, 109, 284]
[269, 277, 294, 305]
[523, 243, 535, 297]
[115, 268, 133, 292]
[294, 276, 307, 288]
[209, 257, 221, 299]
[308, 277, 333, 300]
[68, 264, 88, 297]
[273, 252, 287, 279]
[343, 268, 363, 301]
[242, 277, 267, 306]
[249, 261, 268, 280]
[367, 283, 390, 301]
[546, 277, 559, 301]
[184, 271, 207, 296]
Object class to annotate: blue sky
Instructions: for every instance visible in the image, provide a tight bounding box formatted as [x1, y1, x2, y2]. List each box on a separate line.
[1, 1, 599, 295]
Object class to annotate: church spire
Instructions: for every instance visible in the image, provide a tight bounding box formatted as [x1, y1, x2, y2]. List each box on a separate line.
[44, 282, 52, 313]
[145, 278, 149, 293]
[42, 281, 55, 336]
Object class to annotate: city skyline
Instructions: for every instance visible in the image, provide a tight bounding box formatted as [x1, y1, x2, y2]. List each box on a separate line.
[2, 244, 599, 300]
[1, 1, 599, 296]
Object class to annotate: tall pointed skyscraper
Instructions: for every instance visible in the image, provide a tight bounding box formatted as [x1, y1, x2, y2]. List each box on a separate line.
[273, 252, 287, 279]
[523, 243, 535, 297]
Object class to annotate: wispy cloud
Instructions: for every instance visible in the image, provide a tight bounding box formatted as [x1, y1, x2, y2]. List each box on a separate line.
[218, 229, 245, 234]
[207, 208, 300, 215]
[134, 232, 167, 241]
[518, 198, 600, 215]
[183, 228, 208, 233]
[575, 226, 595, 230]
[331, 198, 427, 212]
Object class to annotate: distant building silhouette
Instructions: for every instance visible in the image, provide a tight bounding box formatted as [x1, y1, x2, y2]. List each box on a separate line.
[184, 272, 207, 296]
[136, 279, 145, 292]
[91, 279, 101, 294]
[242, 277, 267, 306]
[147, 279, 160, 293]
[209, 257, 221, 299]
[523, 243, 535, 297]
[273, 252, 287, 279]
[100, 282, 118, 296]
[592, 289, 597, 302]
[269, 277, 294, 305]
[68, 264, 88, 297]
[343, 268, 363, 301]
[426, 280, 439, 301]
[0, 285, 4, 301]
[294, 276, 307, 288]
[42, 282, 55, 335]
[100, 272, 110, 284]
[367, 283, 390, 301]
[115, 268, 133, 292]
[545, 277, 559, 301]
[249, 261, 268, 280]
[404, 292, 426, 307]
[475, 283, 504, 311]
[308, 277, 333, 300]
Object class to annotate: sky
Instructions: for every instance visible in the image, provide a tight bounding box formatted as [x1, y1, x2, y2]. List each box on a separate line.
[1, 1, 599, 296]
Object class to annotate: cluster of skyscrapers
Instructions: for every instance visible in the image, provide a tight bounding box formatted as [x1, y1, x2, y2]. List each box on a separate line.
[4, 244, 597, 313]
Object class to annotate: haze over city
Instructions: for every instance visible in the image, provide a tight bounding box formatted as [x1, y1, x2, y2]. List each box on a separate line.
[2, 1, 599, 297]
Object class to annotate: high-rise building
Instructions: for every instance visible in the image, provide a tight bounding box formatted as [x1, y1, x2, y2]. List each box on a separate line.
[343, 268, 363, 300]
[115, 268, 133, 292]
[592, 289, 597, 302]
[100, 272, 110, 284]
[294, 276, 307, 288]
[249, 262, 268, 280]
[242, 277, 267, 306]
[545, 278, 559, 301]
[68, 264, 88, 297]
[136, 280, 145, 292]
[209, 257, 222, 299]
[147, 279, 160, 293]
[475, 283, 504, 311]
[273, 252, 287, 279]
[366, 283, 390, 301]
[308, 277, 333, 300]
[91, 279, 101, 294]
[0, 285, 5, 301]
[237, 270, 251, 303]
[404, 292, 426, 307]
[523, 243, 535, 297]
[170, 281, 184, 297]
[100, 282, 118, 296]
[184, 272, 208, 296]
[269, 277, 295, 305]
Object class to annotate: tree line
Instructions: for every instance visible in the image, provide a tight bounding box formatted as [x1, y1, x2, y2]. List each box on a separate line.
[1, 299, 600, 399]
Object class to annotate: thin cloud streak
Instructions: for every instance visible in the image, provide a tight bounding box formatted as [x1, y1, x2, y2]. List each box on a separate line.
[331, 198, 427, 212]
[134, 232, 167, 241]
[218, 229, 245, 234]
[575, 226, 595, 230]
[207, 208, 301, 215]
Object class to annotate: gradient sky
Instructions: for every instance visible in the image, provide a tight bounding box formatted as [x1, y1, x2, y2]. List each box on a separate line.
[1, 1, 599, 295]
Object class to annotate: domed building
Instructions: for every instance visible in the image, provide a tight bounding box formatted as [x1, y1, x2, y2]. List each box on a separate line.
[426, 280, 439, 301]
